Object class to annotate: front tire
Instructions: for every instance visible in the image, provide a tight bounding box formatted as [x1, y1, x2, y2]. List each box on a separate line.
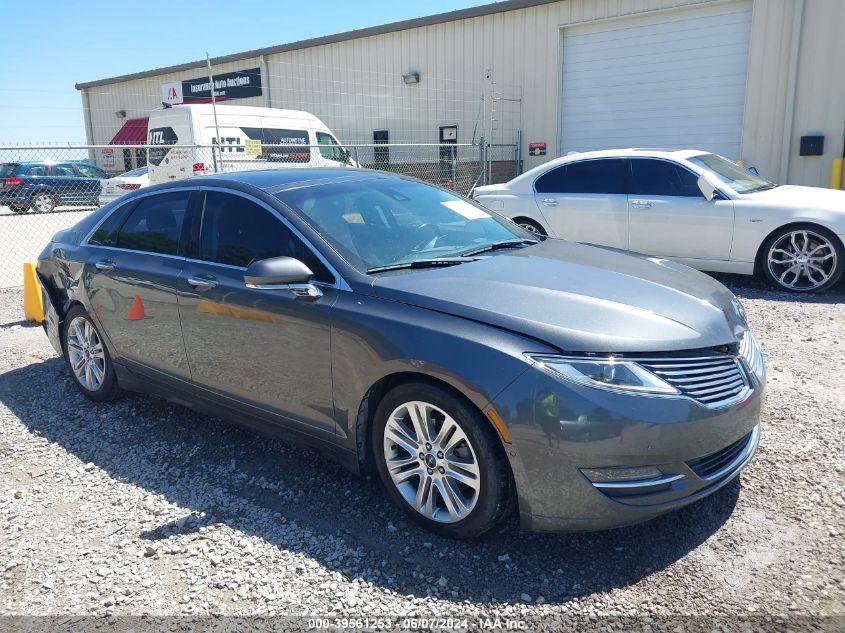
[513, 217, 547, 236]
[62, 306, 122, 401]
[761, 225, 843, 292]
[372, 381, 513, 538]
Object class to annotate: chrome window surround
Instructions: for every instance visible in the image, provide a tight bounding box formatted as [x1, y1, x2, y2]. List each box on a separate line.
[83, 185, 350, 291]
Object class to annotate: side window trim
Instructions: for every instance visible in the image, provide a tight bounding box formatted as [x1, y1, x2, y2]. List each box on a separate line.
[190, 187, 349, 290]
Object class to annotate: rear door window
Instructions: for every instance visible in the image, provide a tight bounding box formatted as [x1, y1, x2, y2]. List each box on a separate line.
[535, 159, 628, 194]
[22, 164, 49, 177]
[631, 159, 702, 197]
[52, 164, 76, 177]
[115, 191, 190, 255]
[89, 202, 136, 247]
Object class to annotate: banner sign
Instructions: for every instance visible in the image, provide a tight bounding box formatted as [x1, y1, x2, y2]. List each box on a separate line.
[161, 68, 262, 105]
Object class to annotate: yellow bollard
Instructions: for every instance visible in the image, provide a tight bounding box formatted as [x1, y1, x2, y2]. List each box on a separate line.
[22, 262, 44, 323]
[831, 158, 845, 190]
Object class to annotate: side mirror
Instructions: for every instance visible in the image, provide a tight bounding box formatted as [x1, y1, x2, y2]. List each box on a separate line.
[697, 175, 718, 201]
[244, 256, 313, 287]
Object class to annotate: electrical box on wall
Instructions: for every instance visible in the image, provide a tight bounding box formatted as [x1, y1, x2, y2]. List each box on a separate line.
[799, 135, 824, 156]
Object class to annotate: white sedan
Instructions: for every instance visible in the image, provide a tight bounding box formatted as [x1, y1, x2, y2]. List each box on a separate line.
[473, 149, 845, 292]
[98, 166, 149, 206]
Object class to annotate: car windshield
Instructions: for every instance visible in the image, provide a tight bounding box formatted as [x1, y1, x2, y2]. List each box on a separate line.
[277, 177, 535, 272]
[687, 153, 775, 194]
[0, 164, 17, 177]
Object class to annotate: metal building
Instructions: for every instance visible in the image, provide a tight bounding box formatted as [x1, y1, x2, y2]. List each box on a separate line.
[77, 0, 845, 187]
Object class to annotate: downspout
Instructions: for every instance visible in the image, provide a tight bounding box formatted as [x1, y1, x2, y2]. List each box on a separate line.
[778, 0, 804, 184]
[80, 87, 96, 163]
[260, 54, 272, 108]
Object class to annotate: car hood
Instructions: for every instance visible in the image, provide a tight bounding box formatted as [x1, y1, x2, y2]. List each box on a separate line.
[742, 184, 845, 213]
[369, 239, 746, 353]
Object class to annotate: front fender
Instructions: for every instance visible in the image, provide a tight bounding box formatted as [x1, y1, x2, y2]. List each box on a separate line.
[329, 291, 553, 455]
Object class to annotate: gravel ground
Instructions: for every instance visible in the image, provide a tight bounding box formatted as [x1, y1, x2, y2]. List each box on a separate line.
[0, 277, 843, 630]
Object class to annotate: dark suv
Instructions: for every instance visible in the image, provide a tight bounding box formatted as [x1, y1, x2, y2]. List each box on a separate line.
[0, 161, 107, 213]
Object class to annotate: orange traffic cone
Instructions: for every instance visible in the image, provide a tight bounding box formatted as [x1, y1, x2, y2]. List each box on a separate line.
[125, 294, 148, 320]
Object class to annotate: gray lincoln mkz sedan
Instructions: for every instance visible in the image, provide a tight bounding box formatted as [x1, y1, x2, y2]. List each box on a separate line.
[37, 169, 764, 537]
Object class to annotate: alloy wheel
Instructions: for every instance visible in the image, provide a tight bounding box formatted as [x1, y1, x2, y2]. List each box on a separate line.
[518, 222, 541, 235]
[382, 400, 481, 523]
[32, 193, 55, 213]
[66, 316, 106, 391]
[767, 229, 837, 291]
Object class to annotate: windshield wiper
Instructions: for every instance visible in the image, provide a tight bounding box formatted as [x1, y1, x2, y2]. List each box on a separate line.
[460, 238, 538, 257]
[745, 183, 777, 193]
[366, 257, 478, 274]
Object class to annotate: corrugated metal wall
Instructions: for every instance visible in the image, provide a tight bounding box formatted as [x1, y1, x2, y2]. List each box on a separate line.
[81, 0, 845, 186]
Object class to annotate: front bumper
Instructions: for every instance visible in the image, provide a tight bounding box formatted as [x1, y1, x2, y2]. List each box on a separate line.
[491, 362, 764, 532]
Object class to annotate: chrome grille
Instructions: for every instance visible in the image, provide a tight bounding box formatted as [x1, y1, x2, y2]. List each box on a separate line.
[688, 429, 755, 480]
[638, 355, 749, 407]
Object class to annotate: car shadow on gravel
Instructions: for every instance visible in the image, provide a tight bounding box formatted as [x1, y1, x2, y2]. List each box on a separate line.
[710, 273, 845, 303]
[1, 358, 742, 605]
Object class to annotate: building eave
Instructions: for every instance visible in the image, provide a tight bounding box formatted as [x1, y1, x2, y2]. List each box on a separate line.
[75, 0, 559, 89]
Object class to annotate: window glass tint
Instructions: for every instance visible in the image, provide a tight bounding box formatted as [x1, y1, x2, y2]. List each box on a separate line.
[316, 132, 346, 162]
[75, 164, 105, 178]
[535, 159, 627, 194]
[631, 159, 701, 197]
[199, 192, 333, 282]
[53, 165, 76, 177]
[22, 164, 49, 177]
[115, 192, 189, 255]
[534, 166, 567, 193]
[89, 202, 135, 246]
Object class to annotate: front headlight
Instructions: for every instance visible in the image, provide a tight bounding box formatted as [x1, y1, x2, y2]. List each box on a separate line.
[529, 355, 679, 395]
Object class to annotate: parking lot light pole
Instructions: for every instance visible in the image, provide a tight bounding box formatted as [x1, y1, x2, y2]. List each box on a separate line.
[206, 53, 221, 173]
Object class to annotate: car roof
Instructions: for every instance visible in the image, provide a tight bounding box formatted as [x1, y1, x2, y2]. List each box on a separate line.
[189, 168, 405, 193]
[557, 148, 708, 161]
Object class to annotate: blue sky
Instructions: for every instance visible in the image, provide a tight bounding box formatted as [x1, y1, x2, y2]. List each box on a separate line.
[1, 0, 484, 143]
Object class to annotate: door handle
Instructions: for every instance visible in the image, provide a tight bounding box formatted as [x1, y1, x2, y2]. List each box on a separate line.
[186, 276, 218, 290]
[94, 260, 115, 272]
[631, 200, 652, 209]
[542, 198, 558, 207]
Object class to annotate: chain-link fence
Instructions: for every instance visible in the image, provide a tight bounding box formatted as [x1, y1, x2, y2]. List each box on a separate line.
[0, 141, 517, 288]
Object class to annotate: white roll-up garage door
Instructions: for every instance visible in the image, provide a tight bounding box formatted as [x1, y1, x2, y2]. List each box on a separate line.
[559, 1, 752, 159]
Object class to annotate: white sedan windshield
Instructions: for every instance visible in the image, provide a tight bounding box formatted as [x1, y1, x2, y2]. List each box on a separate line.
[688, 153, 775, 194]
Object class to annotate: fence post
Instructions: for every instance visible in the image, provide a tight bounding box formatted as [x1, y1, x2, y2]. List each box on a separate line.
[479, 137, 487, 186]
[353, 146, 359, 167]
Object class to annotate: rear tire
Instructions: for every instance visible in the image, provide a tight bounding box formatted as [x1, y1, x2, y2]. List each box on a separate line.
[513, 217, 547, 236]
[62, 306, 122, 402]
[372, 381, 513, 538]
[30, 192, 57, 213]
